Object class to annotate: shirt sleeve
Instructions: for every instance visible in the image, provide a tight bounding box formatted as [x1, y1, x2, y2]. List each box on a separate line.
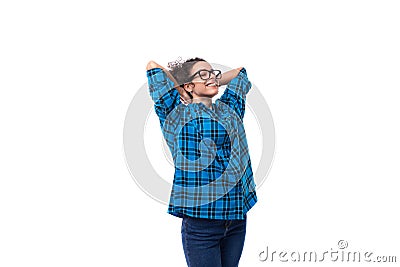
[217, 67, 252, 120]
[147, 68, 181, 127]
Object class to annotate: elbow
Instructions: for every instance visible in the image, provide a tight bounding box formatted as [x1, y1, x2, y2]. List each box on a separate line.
[146, 60, 158, 70]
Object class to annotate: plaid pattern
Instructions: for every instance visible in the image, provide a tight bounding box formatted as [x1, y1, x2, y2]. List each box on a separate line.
[147, 67, 257, 220]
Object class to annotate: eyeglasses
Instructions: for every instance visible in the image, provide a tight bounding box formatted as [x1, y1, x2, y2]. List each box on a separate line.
[189, 69, 222, 81]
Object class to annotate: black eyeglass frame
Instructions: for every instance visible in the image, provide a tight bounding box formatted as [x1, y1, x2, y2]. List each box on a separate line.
[189, 69, 222, 81]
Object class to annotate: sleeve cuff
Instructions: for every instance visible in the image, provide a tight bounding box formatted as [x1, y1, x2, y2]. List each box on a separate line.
[146, 67, 164, 82]
[226, 67, 251, 97]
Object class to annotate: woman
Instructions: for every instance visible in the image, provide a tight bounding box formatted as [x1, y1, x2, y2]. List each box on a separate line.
[146, 57, 258, 267]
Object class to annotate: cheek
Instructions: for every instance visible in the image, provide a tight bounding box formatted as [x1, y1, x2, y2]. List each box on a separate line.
[193, 84, 218, 95]
[193, 84, 205, 92]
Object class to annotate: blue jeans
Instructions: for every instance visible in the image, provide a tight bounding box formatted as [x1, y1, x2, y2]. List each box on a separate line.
[181, 214, 247, 267]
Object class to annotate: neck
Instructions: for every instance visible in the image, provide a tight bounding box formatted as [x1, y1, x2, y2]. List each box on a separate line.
[191, 97, 212, 109]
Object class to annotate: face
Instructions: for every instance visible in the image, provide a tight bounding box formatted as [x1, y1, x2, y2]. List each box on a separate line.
[184, 61, 220, 99]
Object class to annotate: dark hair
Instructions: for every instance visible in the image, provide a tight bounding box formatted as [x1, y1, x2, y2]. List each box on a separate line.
[168, 57, 206, 87]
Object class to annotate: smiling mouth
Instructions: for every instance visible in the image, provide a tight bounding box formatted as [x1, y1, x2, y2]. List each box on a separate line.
[205, 82, 219, 87]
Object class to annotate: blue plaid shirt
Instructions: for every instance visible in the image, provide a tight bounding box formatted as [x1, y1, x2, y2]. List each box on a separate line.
[147, 67, 257, 220]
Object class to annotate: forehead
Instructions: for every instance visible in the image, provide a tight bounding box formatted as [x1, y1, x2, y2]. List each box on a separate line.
[191, 61, 212, 73]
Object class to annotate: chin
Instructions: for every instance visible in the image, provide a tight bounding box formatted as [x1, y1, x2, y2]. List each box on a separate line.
[207, 93, 218, 98]
[207, 88, 219, 96]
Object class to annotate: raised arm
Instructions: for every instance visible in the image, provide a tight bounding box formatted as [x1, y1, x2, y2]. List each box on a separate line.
[217, 67, 252, 120]
[218, 67, 243, 86]
[146, 60, 192, 104]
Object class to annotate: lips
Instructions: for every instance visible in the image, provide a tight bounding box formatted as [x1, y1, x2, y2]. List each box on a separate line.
[206, 82, 218, 87]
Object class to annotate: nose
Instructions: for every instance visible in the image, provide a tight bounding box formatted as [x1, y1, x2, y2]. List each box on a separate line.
[206, 77, 217, 84]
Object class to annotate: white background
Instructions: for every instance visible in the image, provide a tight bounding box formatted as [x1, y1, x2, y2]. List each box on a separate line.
[1, 0, 399, 266]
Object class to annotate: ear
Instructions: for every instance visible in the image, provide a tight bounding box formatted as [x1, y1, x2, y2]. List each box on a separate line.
[183, 83, 194, 93]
